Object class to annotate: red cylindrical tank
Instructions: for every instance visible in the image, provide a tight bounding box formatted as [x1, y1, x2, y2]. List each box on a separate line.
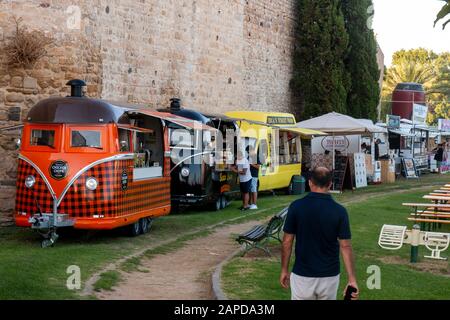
[392, 83, 426, 120]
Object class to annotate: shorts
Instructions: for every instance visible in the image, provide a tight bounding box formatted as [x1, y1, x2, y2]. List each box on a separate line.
[250, 177, 258, 193]
[290, 273, 340, 300]
[240, 179, 252, 193]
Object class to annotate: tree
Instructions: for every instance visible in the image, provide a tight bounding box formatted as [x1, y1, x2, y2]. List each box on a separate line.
[291, 0, 350, 120]
[435, 0, 450, 29]
[381, 49, 450, 124]
[342, 0, 381, 121]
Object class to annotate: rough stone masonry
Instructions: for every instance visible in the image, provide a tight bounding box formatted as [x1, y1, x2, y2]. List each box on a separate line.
[0, 0, 297, 224]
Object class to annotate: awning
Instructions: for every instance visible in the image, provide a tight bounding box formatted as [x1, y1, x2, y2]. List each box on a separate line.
[128, 110, 217, 132]
[278, 127, 326, 137]
[389, 129, 415, 137]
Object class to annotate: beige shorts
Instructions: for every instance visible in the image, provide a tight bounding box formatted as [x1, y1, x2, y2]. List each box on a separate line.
[290, 273, 340, 300]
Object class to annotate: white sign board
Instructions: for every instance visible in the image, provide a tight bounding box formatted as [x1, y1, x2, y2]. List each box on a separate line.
[438, 119, 450, 132]
[412, 104, 428, 125]
[312, 135, 361, 155]
[354, 153, 368, 188]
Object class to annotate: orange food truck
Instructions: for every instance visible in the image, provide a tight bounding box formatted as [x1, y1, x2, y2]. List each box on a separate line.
[14, 80, 207, 247]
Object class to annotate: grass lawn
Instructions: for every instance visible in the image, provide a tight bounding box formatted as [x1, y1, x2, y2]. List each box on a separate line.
[221, 182, 450, 300]
[0, 174, 449, 299]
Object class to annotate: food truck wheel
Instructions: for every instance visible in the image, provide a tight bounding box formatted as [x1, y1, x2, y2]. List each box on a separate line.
[213, 197, 222, 211]
[140, 217, 153, 234]
[128, 220, 141, 237]
[220, 195, 227, 210]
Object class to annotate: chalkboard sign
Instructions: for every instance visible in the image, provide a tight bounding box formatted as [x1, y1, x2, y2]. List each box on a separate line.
[402, 158, 418, 179]
[333, 156, 353, 192]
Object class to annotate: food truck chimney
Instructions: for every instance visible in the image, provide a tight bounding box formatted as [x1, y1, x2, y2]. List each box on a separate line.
[66, 79, 86, 98]
[170, 98, 181, 111]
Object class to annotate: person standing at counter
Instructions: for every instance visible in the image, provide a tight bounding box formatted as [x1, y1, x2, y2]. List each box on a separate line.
[434, 143, 445, 173]
[232, 150, 252, 211]
[374, 139, 381, 161]
[249, 147, 261, 210]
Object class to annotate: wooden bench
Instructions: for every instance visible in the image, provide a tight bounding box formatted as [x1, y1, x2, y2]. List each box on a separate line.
[236, 207, 288, 256]
[410, 211, 450, 218]
[408, 217, 450, 224]
[434, 190, 450, 193]
[423, 195, 450, 202]
[403, 203, 450, 209]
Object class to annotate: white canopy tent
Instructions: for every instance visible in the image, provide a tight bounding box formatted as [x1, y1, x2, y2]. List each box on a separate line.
[296, 112, 386, 169]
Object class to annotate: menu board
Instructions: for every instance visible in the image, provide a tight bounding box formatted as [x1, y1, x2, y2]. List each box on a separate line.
[333, 156, 353, 192]
[402, 158, 418, 179]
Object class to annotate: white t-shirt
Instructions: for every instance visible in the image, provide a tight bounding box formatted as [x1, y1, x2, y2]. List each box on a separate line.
[237, 157, 252, 183]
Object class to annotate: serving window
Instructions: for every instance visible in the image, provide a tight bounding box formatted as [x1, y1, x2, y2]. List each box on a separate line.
[121, 116, 165, 181]
[278, 131, 301, 165]
[118, 128, 132, 152]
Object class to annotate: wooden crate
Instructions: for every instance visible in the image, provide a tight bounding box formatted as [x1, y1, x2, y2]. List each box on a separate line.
[380, 159, 395, 184]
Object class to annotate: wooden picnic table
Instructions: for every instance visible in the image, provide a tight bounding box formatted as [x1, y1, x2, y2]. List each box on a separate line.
[403, 203, 450, 231]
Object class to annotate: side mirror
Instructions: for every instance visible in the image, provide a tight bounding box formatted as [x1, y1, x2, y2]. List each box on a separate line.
[15, 138, 21, 149]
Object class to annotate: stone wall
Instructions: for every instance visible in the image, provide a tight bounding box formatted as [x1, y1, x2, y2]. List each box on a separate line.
[0, 0, 296, 224]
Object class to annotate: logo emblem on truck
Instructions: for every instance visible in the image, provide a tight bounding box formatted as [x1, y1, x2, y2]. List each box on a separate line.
[49, 160, 69, 180]
[121, 170, 128, 191]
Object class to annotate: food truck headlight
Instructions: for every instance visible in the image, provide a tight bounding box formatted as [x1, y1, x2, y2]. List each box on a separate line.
[181, 167, 190, 178]
[86, 177, 98, 191]
[25, 176, 36, 188]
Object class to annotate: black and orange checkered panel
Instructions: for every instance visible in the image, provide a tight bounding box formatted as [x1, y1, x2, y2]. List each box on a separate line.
[59, 160, 120, 218]
[15, 160, 54, 215]
[59, 160, 171, 218]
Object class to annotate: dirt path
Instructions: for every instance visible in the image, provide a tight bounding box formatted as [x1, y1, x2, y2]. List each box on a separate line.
[97, 220, 257, 300]
[94, 184, 439, 300]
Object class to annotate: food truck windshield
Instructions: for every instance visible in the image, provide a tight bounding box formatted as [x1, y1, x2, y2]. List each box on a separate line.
[22, 124, 109, 153]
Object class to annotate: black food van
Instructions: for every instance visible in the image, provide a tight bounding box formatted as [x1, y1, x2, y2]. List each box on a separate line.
[160, 99, 240, 211]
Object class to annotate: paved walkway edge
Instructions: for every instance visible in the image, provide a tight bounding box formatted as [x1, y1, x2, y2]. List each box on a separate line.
[212, 248, 243, 300]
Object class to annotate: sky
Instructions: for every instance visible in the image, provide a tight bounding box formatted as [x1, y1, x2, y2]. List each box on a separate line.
[372, 0, 450, 66]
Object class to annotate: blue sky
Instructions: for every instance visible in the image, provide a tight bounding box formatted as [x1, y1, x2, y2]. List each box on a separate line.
[372, 0, 450, 66]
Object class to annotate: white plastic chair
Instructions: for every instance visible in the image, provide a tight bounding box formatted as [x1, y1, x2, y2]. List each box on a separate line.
[423, 232, 450, 260]
[378, 225, 407, 250]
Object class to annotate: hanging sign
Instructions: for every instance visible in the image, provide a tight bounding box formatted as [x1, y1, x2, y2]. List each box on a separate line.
[386, 115, 400, 129]
[412, 104, 428, 125]
[438, 119, 450, 132]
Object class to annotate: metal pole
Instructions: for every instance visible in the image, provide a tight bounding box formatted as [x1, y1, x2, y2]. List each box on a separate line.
[332, 133, 335, 170]
[410, 224, 421, 263]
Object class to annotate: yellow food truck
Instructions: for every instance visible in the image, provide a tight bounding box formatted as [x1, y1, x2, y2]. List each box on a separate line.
[225, 111, 323, 192]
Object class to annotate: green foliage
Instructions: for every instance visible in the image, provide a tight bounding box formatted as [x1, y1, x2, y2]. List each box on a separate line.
[94, 271, 121, 292]
[434, 0, 450, 29]
[291, 0, 350, 119]
[381, 48, 450, 124]
[342, 0, 381, 121]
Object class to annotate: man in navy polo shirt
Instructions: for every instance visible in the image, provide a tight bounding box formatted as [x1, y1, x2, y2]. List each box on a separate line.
[280, 167, 359, 300]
